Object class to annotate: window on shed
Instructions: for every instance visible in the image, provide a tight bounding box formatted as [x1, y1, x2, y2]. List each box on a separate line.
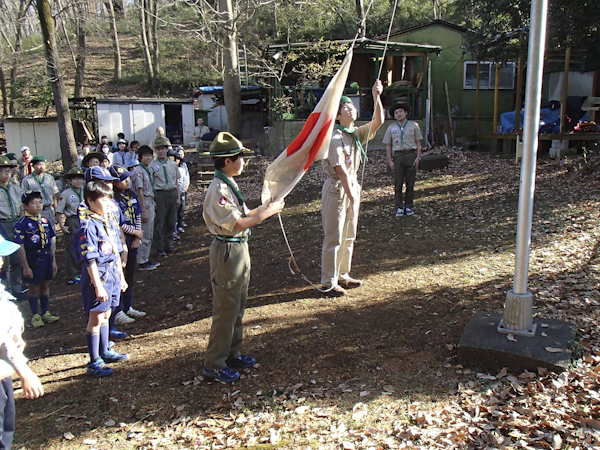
[464, 62, 516, 90]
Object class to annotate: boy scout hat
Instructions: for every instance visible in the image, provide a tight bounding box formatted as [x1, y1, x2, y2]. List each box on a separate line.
[0, 155, 13, 167]
[108, 164, 132, 181]
[167, 149, 177, 157]
[389, 103, 410, 116]
[5, 153, 18, 167]
[31, 155, 46, 164]
[201, 132, 253, 158]
[153, 136, 169, 148]
[137, 145, 153, 157]
[63, 167, 85, 179]
[21, 190, 42, 204]
[82, 152, 103, 167]
[340, 95, 352, 106]
[0, 234, 19, 256]
[85, 166, 118, 182]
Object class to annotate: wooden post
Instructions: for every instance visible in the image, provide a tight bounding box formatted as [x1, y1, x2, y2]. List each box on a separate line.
[493, 62, 500, 133]
[475, 61, 480, 133]
[445, 80, 454, 145]
[560, 47, 571, 133]
[514, 32, 524, 135]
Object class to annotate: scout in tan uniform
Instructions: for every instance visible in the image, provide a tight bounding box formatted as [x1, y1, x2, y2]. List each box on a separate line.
[321, 81, 384, 297]
[56, 167, 85, 284]
[383, 103, 423, 217]
[0, 155, 24, 299]
[131, 145, 160, 270]
[20, 156, 58, 231]
[202, 132, 284, 383]
[151, 137, 180, 257]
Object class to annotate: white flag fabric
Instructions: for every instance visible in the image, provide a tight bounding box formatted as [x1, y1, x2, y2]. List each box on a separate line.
[261, 49, 354, 204]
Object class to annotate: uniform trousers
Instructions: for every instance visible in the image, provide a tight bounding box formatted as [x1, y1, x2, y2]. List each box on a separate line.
[393, 151, 417, 209]
[65, 216, 81, 279]
[204, 239, 250, 370]
[0, 377, 15, 450]
[153, 190, 177, 253]
[0, 221, 21, 299]
[137, 197, 155, 265]
[320, 177, 359, 286]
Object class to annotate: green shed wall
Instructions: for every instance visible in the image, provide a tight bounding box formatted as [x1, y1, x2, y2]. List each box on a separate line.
[391, 24, 516, 138]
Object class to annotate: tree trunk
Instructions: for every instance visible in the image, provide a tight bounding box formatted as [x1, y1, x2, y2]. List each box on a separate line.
[36, 0, 78, 169]
[220, 0, 241, 136]
[9, 0, 29, 115]
[150, 0, 159, 92]
[112, 0, 124, 17]
[139, 0, 154, 86]
[0, 67, 8, 117]
[74, 1, 86, 97]
[104, 0, 122, 82]
[355, 0, 365, 37]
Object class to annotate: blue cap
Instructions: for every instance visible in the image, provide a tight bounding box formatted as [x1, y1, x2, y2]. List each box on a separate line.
[21, 190, 42, 204]
[127, 159, 139, 169]
[0, 235, 19, 256]
[85, 166, 118, 182]
[109, 164, 132, 181]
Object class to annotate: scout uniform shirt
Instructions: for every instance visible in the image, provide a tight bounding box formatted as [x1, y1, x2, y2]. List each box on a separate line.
[113, 191, 142, 248]
[21, 173, 58, 208]
[382, 120, 423, 152]
[56, 186, 83, 218]
[77, 210, 123, 266]
[322, 123, 373, 179]
[131, 164, 155, 199]
[0, 182, 21, 221]
[203, 177, 250, 238]
[14, 213, 55, 254]
[151, 158, 179, 191]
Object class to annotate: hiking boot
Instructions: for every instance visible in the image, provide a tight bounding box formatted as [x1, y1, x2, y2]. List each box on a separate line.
[323, 284, 346, 297]
[100, 348, 130, 363]
[404, 207, 415, 216]
[86, 359, 114, 378]
[41, 311, 60, 324]
[202, 366, 240, 383]
[31, 314, 44, 328]
[226, 355, 256, 369]
[339, 277, 363, 289]
[395, 208, 404, 218]
[126, 307, 146, 318]
[115, 310, 134, 325]
[109, 329, 128, 341]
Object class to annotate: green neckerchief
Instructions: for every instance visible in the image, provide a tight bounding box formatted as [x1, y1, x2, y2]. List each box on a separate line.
[140, 163, 156, 195]
[335, 124, 368, 164]
[0, 184, 16, 217]
[24, 211, 48, 248]
[70, 186, 83, 203]
[158, 158, 170, 188]
[32, 172, 50, 204]
[214, 169, 246, 218]
[396, 120, 407, 148]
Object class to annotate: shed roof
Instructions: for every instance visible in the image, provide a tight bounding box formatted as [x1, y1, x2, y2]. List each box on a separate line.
[96, 98, 193, 104]
[386, 19, 468, 39]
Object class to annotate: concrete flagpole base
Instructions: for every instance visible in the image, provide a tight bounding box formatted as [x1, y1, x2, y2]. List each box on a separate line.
[458, 312, 577, 373]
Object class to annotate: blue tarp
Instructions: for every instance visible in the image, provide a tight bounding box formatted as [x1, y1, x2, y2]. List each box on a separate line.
[501, 108, 590, 133]
[196, 86, 262, 94]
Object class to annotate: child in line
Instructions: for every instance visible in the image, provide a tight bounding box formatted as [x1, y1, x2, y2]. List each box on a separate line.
[14, 191, 59, 328]
[0, 234, 44, 448]
[77, 179, 129, 378]
[82, 152, 102, 169]
[109, 165, 146, 325]
[56, 168, 85, 285]
[174, 148, 189, 237]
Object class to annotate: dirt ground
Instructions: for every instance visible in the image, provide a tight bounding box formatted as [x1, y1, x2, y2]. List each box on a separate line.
[9, 148, 600, 449]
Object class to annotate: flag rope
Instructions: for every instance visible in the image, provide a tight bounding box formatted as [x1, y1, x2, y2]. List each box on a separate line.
[278, 0, 400, 293]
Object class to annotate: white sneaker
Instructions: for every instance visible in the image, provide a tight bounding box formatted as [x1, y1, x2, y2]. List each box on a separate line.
[127, 307, 146, 318]
[115, 310, 135, 324]
[395, 208, 404, 218]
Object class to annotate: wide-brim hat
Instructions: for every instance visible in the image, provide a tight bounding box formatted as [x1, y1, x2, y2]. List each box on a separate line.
[153, 136, 170, 148]
[389, 103, 410, 116]
[30, 155, 46, 165]
[200, 132, 254, 158]
[0, 155, 13, 168]
[63, 167, 85, 179]
[82, 152, 103, 167]
[109, 164, 132, 181]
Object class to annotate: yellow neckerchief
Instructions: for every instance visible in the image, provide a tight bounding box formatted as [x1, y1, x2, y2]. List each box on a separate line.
[81, 208, 120, 259]
[24, 211, 48, 248]
[116, 189, 136, 223]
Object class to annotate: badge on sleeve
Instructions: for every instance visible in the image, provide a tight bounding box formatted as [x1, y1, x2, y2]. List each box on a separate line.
[345, 154, 352, 166]
[219, 197, 227, 206]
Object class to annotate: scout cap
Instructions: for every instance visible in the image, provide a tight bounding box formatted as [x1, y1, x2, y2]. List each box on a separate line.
[389, 103, 410, 116]
[167, 149, 177, 157]
[0, 234, 19, 256]
[201, 132, 253, 158]
[0, 156, 13, 167]
[153, 136, 169, 148]
[31, 155, 46, 164]
[82, 152, 103, 167]
[20, 146, 30, 152]
[108, 164, 132, 182]
[63, 167, 84, 179]
[137, 145, 153, 157]
[22, 190, 42, 204]
[85, 166, 118, 182]
[340, 95, 352, 106]
[127, 160, 139, 169]
[117, 139, 127, 144]
[5, 153, 18, 167]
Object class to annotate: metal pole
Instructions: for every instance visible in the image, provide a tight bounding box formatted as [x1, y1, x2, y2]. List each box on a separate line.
[499, 0, 548, 337]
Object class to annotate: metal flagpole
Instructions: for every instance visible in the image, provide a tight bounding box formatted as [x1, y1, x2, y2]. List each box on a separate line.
[498, 0, 549, 337]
